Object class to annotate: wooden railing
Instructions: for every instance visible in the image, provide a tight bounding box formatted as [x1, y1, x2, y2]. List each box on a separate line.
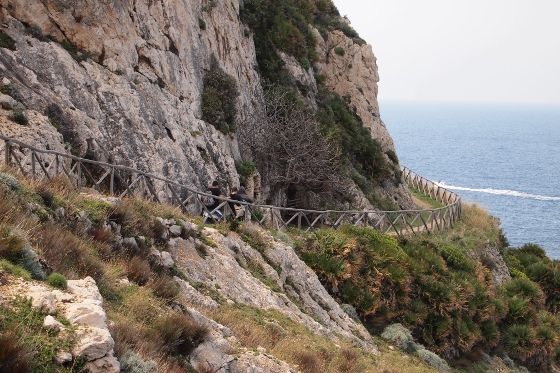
[0, 135, 461, 235]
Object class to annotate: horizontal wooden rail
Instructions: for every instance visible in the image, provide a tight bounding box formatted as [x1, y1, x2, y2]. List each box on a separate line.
[0, 135, 461, 236]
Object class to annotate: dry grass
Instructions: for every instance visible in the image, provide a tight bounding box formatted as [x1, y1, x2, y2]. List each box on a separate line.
[0, 327, 29, 373]
[35, 223, 105, 280]
[155, 312, 210, 356]
[461, 203, 500, 231]
[213, 304, 443, 373]
[126, 255, 152, 285]
[148, 274, 181, 302]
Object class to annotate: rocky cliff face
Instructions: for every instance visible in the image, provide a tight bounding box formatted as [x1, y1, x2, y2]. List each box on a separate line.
[0, 0, 260, 193]
[0, 0, 411, 208]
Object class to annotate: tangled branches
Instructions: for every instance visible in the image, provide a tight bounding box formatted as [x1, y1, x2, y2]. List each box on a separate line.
[238, 86, 342, 192]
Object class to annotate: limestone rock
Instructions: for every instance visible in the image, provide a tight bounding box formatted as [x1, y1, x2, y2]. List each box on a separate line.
[0, 93, 18, 110]
[149, 247, 175, 268]
[73, 327, 115, 361]
[43, 315, 64, 331]
[64, 302, 107, 329]
[168, 225, 378, 354]
[169, 224, 182, 237]
[85, 352, 120, 373]
[54, 351, 73, 365]
[0, 0, 261, 195]
[66, 277, 104, 303]
[175, 277, 219, 312]
[29, 289, 56, 315]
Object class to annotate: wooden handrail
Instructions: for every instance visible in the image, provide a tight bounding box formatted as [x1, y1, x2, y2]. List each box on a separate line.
[0, 135, 461, 235]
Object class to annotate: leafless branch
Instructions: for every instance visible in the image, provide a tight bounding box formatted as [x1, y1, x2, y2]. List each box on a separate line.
[238, 85, 342, 192]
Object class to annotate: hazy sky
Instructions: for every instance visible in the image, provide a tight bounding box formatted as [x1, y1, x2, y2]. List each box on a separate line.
[331, 0, 560, 104]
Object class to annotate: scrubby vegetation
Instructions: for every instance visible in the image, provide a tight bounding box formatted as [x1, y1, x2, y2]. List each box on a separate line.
[201, 56, 239, 134]
[0, 30, 16, 50]
[239, 0, 398, 209]
[240, 0, 363, 83]
[0, 170, 207, 372]
[1, 165, 557, 373]
[291, 204, 560, 371]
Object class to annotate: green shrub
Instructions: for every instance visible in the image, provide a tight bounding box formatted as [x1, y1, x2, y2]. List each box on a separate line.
[119, 351, 158, 373]
[503, 324, 536, 361]
[198, 18, 206, 30]
[437, 244, 473, 271]
[7, 111, 28, 126]
[0, 30, 16, 50]
[334, 46, 345, 56]
[155, 313, 210, 355]
[381, 323, 421, 353]
[299, 57, 311, 69]
[251, 207, 264, 222]
[18, 243, 46, 280]
[415, 348, 450, 372]
[47, 272, 67, 289]
[235, 160, 256, 184]
[314, 73, 325, 85]
[60, 39, 90, 62]
[317, 92, 392, 184]
[201, 56, 239, 134]
[0, 83, 22, 101]
[502, 277, 543, 302]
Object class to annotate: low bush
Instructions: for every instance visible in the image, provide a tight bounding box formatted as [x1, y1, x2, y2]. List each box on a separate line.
[0, 30, 16, 50]
[155, 312, 210, 356]
[294, 350, 323, 373]
[47, 272, 67, 289]
[0, 172, 20, 192]
[7, 111, 28, 126]
[198, 18, 206, 30]
[334, 46, 345, 56]
[0, 83, 22, 101]
[60, 39, 90, 62]
[0, 328, 29, 373]
[0, 226, 25, 262]
[381, 323, 421, 353]
[235, 160, 256, 185]
[415, 349, 450, 372]
[18, 243, 46, 280]
[119, 351, 158, 373]
[201, 56, 239, 134]
[36, 223, 105, 280]
[127, 256, 151, 286]
[149, 275, 180, 301]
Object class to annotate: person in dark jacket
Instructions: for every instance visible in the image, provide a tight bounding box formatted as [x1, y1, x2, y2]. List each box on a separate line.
[227, 187, 245, 218]
[208, 180, 223, 211]
[237, 183, 254, 203]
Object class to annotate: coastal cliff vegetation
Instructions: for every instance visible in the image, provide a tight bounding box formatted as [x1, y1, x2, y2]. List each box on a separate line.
[1, 167, 558, 373]
[237, 0, 398, 208]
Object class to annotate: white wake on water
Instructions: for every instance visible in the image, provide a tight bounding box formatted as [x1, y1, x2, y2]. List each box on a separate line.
[435, 182, 560, 201]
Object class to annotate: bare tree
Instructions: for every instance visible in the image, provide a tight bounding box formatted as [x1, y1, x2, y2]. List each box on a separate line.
[238, 85, 342, 194]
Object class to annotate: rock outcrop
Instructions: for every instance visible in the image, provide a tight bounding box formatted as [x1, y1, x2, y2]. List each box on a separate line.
[0, 0, 260, 193]
[167, 224, 378, 354]
[0, 275, 119, 373]
[0, 0, 413, 209]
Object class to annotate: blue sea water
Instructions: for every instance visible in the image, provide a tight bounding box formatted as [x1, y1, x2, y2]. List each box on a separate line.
[380, 101, 560, 259]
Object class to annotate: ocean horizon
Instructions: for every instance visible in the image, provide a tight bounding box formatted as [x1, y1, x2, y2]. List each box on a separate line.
[380, 100, 560, 259]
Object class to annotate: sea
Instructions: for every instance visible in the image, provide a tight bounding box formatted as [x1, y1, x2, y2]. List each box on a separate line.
[380, 101, 560, 259]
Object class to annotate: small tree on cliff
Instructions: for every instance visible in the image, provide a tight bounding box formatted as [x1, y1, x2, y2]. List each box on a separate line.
[238, 85, 341, 196]
[201, 56, 239, 134]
